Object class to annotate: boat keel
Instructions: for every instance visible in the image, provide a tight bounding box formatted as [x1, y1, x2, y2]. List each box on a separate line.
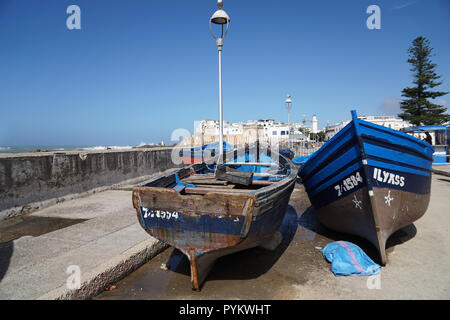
[187, 249, 218, 292]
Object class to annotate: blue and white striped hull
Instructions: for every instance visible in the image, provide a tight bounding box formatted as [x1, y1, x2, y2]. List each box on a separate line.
[299, 111, 433, 264]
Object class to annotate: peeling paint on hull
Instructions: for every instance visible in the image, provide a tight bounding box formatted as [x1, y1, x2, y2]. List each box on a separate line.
[132, 152, 297, 291]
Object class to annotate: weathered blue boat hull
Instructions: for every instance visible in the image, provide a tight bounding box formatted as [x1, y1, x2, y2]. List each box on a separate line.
[299, 111, 433, 264]
[133, 149, 296, 290]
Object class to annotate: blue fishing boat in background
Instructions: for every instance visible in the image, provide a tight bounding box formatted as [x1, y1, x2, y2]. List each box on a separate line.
[403, 125, 449, 165]
[279, 148, 295, 160]
[180, 141, 233, 164]
[298, 110, 434, 264]
[133, 144, 296, 291]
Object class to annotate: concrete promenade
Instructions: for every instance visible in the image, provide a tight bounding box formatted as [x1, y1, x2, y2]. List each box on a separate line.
[1, 170, 449, 300]
[97, 172, 450, 300]
[0, 174, 169, 300]
[432, 164, 450, 177]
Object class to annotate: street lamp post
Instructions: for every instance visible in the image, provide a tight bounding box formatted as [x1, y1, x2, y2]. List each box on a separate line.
[285, 95, 292, 148]
[210, 0, 230, 162]
[285, 94, 292, 125]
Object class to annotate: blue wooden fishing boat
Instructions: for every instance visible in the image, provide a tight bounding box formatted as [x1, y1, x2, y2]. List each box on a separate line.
[298, 110, 434, 264]
[133, 145, 296, 290]
[279, 148, 295, 160]
[179, 141, 233, 164]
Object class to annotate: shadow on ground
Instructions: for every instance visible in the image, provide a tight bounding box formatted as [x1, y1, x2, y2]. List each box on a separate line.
[94, 204, 302, 300]
[298, 206, 417, 264]
[167, 205, 299, 284]
[0, 241, 13, 282]
[0, 215, 87, 284]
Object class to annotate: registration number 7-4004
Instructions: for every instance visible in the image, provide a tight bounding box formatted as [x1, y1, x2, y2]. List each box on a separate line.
[142, 208, 179, 220]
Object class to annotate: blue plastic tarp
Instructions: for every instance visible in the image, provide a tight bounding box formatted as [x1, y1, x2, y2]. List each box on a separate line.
[292, 155, 310, 165]
[320, 241, 381, 276]
[292, 151, 316, 165]
[174, 173, 195, 189]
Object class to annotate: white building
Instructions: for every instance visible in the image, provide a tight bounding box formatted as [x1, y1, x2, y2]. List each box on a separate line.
[189, 117, 313, 147]
[324, 121, 350, 141]
[324, 115, 411, 140]
[359, 115, 410, 131]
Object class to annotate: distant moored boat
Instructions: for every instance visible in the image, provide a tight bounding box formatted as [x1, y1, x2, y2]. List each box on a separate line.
[180, 141, 233, 164]
[298, 110, 434, 264]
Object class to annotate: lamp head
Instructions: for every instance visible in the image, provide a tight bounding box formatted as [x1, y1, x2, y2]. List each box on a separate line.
[285, 95, 292, 104]
[210, 9, 230, 25]
[209, 0, 230, 45]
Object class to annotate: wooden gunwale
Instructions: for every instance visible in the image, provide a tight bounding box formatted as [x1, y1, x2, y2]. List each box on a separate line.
[134, 150, 296, 214]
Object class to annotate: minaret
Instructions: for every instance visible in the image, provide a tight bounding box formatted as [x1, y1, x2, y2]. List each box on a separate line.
[312, 114, 318, 134]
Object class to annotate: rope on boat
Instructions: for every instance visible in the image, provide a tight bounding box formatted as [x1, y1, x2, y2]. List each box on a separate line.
[205, 163, 216, 172]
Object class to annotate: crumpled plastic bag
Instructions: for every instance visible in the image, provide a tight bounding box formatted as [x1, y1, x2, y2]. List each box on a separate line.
[320, 241, 381, 276]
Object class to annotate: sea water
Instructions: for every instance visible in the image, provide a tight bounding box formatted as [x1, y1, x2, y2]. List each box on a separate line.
[0, 143, 160, 154]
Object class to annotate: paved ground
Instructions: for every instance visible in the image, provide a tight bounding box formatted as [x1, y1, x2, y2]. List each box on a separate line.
[433, 164, 450, 176]
[96, 173, 450, 300]
[1, 172, 449, 300]
[0, 182, 167, 299]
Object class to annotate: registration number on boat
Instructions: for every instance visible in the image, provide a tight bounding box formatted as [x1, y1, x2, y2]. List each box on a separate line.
[142, 208, 179, 220]
[334, 172, 364, 197]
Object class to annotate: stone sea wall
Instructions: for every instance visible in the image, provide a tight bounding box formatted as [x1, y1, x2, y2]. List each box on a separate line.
[0, 148, 182, 220]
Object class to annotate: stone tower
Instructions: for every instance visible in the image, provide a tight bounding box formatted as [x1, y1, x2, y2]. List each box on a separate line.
[312, 114, 318, 134]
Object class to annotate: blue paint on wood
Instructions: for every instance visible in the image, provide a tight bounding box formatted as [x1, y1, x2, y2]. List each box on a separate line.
[140, 208, 245, 236]
[299, 110, 433, 208]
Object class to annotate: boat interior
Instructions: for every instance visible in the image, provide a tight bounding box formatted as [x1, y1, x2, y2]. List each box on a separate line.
[142, 151, 293, 196]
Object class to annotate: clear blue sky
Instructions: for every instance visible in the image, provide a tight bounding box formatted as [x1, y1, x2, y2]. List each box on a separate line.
[1, 0, 449, 146]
